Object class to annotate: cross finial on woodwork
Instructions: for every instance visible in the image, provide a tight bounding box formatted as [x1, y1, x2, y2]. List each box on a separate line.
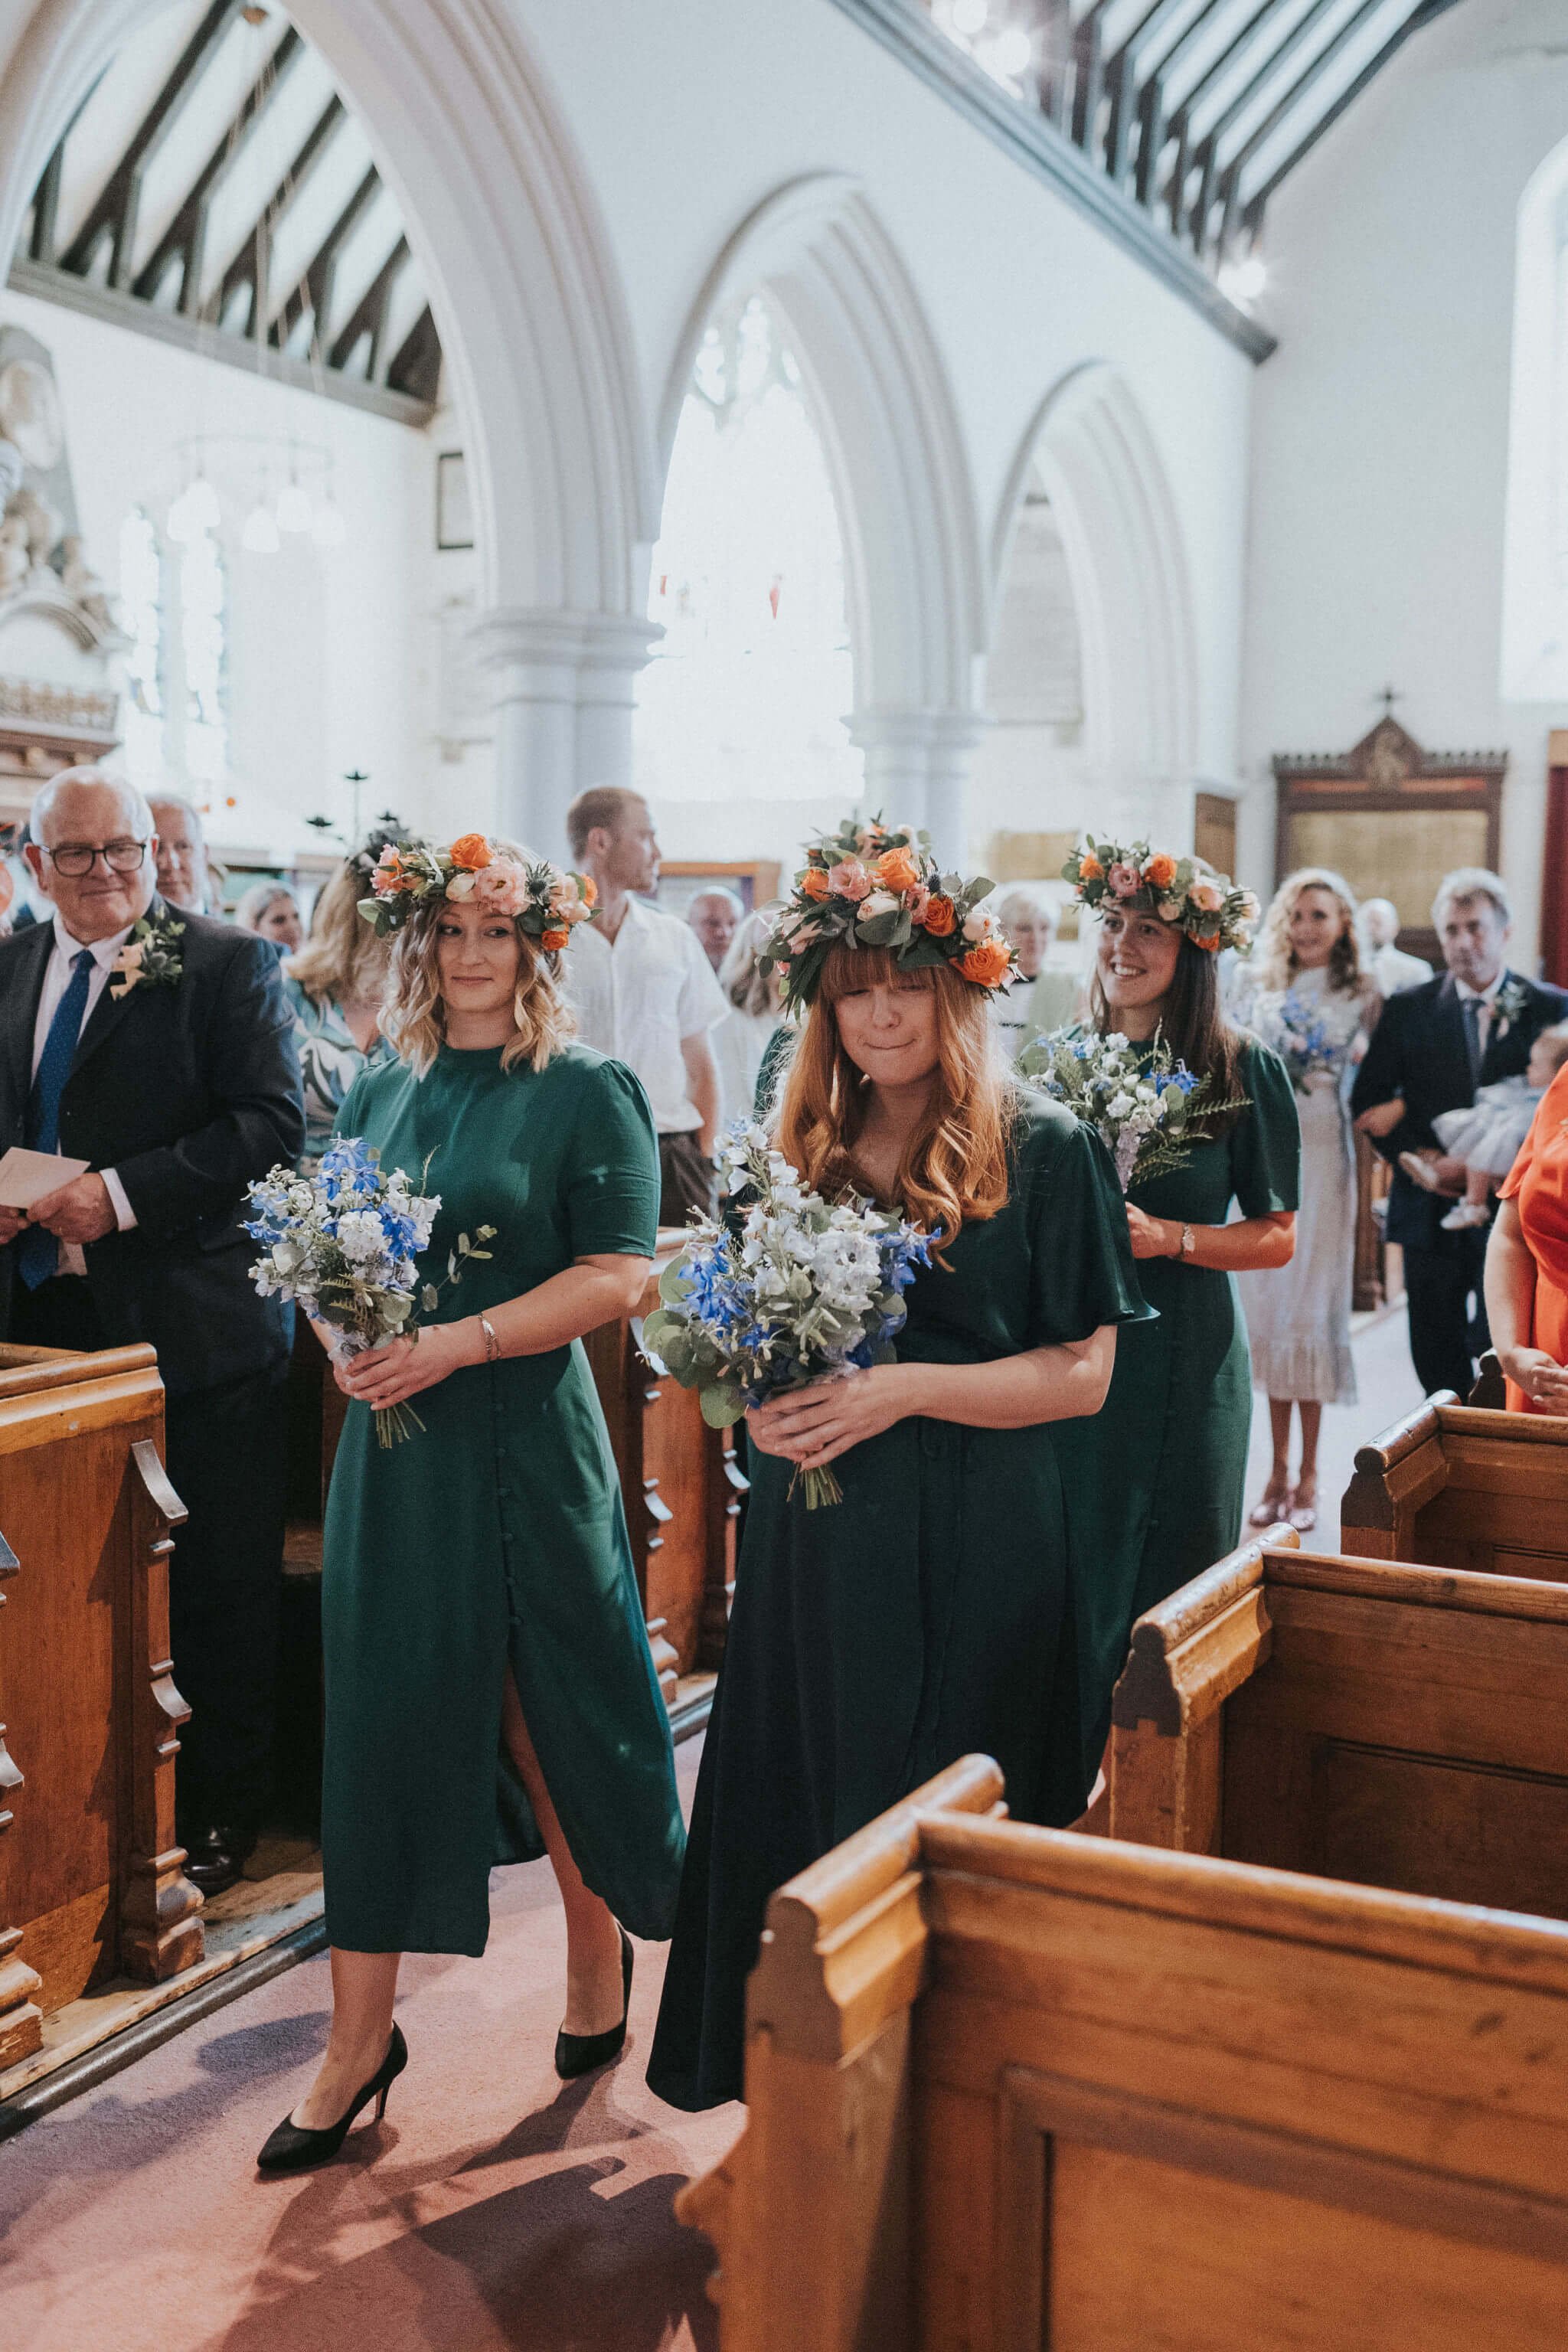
[1375, 684, 1403, 717]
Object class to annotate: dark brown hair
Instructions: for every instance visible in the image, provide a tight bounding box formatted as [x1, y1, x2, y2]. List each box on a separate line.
[1089, 922, 1247, 1133]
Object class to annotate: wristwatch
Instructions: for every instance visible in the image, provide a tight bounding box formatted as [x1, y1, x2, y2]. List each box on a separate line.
[1178, 1223, 1197, 1259]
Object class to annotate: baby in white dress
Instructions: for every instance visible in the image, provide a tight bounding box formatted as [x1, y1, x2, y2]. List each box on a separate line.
[1401, 1025, 1568, 1229]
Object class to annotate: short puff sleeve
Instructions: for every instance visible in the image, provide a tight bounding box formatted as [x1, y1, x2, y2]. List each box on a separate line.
[1021, 1105, 1155, 1348]
[564, 1057, 661, 1258]
[1230, 1041, 1302, 1217]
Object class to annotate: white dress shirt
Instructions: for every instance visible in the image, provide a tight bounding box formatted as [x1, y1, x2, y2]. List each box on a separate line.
[30, 910, 138, 1273]
[567, 893, 728, 1134]
[1368, 942, 1432, 998]
[1455, 966, 1506, 1059]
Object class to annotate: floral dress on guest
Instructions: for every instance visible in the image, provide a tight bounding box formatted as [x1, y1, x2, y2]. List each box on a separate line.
[283, 972, 393, 1163]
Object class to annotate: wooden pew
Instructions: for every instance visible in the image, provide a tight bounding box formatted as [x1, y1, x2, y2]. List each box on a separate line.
[1341, 1393, 1568, 1581]
[1109, 1530, 1568, 1917]
[680, 1754, 1568, 2351]
[0, 1343, 201, 2065]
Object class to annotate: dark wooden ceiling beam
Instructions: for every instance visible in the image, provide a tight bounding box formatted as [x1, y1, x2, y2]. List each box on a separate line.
[132, 24, 302, 314]
[58, 0, 242, 287]
[326, 233, 411, 379]
[1158, 0, 1279, 221]
[267, 161, 379, 354]
[1240, 0, 1462, 228]
[1210, 0, 1390, 257]
[1179, 0, 1343, 249]
[205, 93, 345, 337]
[386, 302, 442, 405]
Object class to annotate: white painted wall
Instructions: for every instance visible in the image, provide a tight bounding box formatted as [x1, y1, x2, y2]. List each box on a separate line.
[513, 0, 1256, 864]
[0, 281, 456, 855]
[1238, 0, 1568, 962]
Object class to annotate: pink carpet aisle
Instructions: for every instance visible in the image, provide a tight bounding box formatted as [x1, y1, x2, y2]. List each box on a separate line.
[0, 1740, 738, 2352]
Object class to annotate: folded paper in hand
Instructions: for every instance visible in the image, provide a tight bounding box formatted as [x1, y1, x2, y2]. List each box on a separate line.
[0, 1147, 91, 1210]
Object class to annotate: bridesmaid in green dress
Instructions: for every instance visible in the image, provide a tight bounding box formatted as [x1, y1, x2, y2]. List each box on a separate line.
[648, 822, 1148, 2112]
[1050, 842, 1301, 1792]
[256, 833, 684, 2172]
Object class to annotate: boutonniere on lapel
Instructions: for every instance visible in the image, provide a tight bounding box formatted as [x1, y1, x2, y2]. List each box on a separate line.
[110, 910, 185, 998]
[1492, 977, 1530, 1040]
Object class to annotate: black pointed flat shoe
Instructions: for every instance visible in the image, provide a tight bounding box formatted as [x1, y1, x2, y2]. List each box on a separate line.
[554, 1928, 632, 2081]
[256, 2024, 407, 2173]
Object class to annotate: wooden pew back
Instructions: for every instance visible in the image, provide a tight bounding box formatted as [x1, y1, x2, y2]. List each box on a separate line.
[1109, 1530, 1568, 1917]
[1341, 1396, 1568, 1581]
[681, 1758, 1568, 2352]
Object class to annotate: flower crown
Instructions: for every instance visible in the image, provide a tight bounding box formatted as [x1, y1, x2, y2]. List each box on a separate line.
[357, 833, 596, 949]
[759, 816, 1021, 1011]
[1063, 839, 1259, 956]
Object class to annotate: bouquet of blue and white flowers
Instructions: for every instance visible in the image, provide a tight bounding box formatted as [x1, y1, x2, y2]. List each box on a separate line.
[1270, 986, 1343, 1095]
[640, 1123, 932, 1508]
[1018, 1027, 1249, 1191]
[244, 1135, 495, 1448]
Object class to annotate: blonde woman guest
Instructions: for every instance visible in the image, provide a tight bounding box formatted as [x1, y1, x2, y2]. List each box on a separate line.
[1233, 869, 1379, 1532]
[647, 821, 1148, 2111]
[992, 884, 1079, 1059]
[283, 836, 398, 1162]
[711, 906, 786, 1122]
[256, 833, 684, 2172]
[235, 880, 305, 956]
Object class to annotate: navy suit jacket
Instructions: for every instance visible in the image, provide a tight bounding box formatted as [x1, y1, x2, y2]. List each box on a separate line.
[1349, 969, 1568, 1250]
[0, 902, 305, 1393]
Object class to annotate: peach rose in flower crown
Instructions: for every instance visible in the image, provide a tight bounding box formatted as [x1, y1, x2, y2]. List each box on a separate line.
[449, 832, 493, 871]
[1189, 876, 1223, 914]
[956, 939, 1013, 988]
[905, 884, 931, 923]
[1077, 852, 1103, 883]
[801, 867, 831, 902]
[827, 858, 872, 901]
[857, 890, 901, 924]
[872, 844, 921, 893]
[541, 929, 570, 952]
[1143, 851, 1178, 890]
[923, 894, 957, 937]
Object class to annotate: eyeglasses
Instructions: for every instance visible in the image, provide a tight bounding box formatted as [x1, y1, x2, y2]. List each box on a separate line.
[44, 839, 149, 878]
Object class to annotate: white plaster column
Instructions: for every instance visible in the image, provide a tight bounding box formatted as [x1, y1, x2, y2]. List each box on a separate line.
[470, 608, 662, 860]
[848, 708, 987, 861]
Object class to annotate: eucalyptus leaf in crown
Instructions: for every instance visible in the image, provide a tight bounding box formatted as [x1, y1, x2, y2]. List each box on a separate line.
[1063, 839, 1260, 957]
[758, 815, 1021, 1012]
[357, 831, 597, 950]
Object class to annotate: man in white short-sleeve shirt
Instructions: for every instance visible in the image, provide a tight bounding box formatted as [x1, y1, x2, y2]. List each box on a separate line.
[565, 787, 728, 1227]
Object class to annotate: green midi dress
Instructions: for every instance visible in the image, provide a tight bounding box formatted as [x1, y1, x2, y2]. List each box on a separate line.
[320, 1043, 686, 1955]
[647, 1093, 1150, 2111]
[1054, 1037, 1301, 1785]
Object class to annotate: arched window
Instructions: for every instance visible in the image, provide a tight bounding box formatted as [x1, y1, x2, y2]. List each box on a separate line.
[179, 522, 229, 785]
[635, 295, 862, 811]
[118, 508, 165, 791]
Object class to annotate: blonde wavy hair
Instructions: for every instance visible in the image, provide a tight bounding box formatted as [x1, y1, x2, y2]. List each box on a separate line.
[773, 943, 1014, 1257]
[287, 858, 393, 1011]
[378, 838, 575, 1076]
[1251, 867, 1366, 996]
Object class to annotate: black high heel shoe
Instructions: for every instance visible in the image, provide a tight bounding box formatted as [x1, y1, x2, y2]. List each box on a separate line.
[554, 1927, 632, 2081]
[256, 2024, 407, 2173]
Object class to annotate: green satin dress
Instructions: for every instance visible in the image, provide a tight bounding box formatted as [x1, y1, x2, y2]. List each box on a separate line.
[1054, 1037, 1301, 1784]
[320, 1043, 685, 1955]
[648, 1092, 1150, 2110]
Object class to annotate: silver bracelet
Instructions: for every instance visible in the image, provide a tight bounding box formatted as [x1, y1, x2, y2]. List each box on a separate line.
[479, 1315, 501, 1364]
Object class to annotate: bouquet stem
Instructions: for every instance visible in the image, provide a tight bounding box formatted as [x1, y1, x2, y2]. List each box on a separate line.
[374, 1400, 427, 1449]
[787, 1462, 844, 1510]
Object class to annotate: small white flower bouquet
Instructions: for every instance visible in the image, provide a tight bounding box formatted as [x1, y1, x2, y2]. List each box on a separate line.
[1018, 1028, 1247, 1191]
[244, 1136, 495, 1448]
[640, 1123, 932, 1508]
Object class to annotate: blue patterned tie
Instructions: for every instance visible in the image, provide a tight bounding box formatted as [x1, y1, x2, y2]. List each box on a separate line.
[1461, 995, 1483, 1086]
[18, 947, 95, 1291]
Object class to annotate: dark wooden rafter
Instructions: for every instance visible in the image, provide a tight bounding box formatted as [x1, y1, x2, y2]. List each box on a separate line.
[269, 162, 381, 354]
[58, 0, 242, 287]
[327, 233, 410, 379]
[205, 93, 345, 338]
[1207, 0, 1392, 260]
[387, 302, 442, 404]
[132, 24, 302, 313]
[1158, 0, 1281, 223]
[1177, 0, 1343, 252]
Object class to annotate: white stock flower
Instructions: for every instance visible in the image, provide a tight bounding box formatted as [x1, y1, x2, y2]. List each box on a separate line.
[857, 890, 900, 923]
[336, 1210, 389, 1264]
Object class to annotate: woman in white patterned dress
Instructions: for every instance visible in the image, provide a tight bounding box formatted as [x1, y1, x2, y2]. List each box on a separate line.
[1235, 871, 1380, 1530]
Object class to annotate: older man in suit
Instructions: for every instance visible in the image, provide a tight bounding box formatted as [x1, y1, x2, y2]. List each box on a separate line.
[1351, 867, 1566, 1401]
[0, 769, 304, 1892]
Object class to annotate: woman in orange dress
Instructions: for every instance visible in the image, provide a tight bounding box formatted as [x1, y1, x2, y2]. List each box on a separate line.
[1485, 1056, 1568, 1413]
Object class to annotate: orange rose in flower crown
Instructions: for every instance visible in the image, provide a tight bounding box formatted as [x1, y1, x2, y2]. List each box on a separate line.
[1061, 837, 1260, 957]
[358, 833, 598, 950]
[758, 815, 1022, 1011]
